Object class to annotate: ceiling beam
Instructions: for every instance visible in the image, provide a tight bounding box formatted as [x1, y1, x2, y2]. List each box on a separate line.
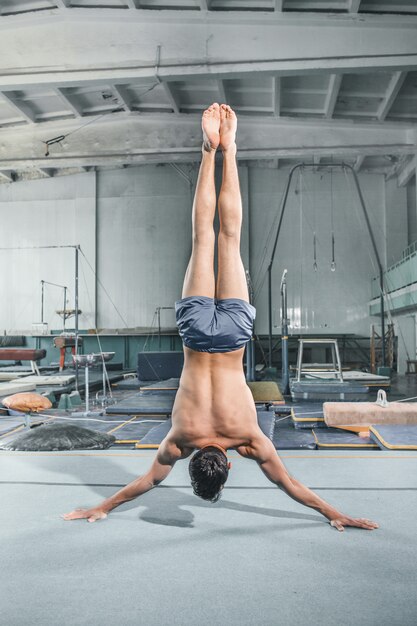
[0, 17, 416, 90]
[55, 88, 83, 118]
[0, 114, 412, 171]
[35, 167, 54, 177]
[324, 74, 342, 119]
[55, 0, 71, 7]
[348, 0, 362, 12]
[0, 171, 14, 182]
[377, 71, 407, 122]
[0, 92, 35, 123]
[385, 154, 408, 180]
[354, 155, 365, 172]
[124, 0, 137, 7]
[2, 56, 415, 91]
[217, 80, 227, 105]
[273, 77, 281, 117]
[160, 82, 181, 114]
[275, 0, 284, 10]
[112, 85, 133, 112]
[360, 2, 417, 12]
[397, 155, 416, 187]
[199, 0, 211, 9]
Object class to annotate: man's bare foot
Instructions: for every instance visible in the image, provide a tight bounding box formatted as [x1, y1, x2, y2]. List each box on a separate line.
[219, 104, 237, 152]
[202, 103, 220, 152]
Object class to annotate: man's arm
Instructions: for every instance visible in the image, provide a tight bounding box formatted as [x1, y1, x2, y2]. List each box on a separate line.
[239, 436, 378, 532]
[62, 440, 192, 523]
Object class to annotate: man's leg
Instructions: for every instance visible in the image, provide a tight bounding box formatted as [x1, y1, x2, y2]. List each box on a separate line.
[182, 103, 220, 298]
[216, 104, 249, 302]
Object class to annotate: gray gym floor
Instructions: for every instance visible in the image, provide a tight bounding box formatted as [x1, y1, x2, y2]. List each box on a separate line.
[1, 449, 417, 626]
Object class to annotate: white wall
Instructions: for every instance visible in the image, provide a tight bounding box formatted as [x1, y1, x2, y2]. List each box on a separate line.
[97, 165, 192, 330]
[396, 314, 416, 375]
[407, 177, 417, 246]
[0, 163, 398, 339]
[249, 168, 386, 336]
[385, 177, 408, 265]
[0, 173, 96, 332]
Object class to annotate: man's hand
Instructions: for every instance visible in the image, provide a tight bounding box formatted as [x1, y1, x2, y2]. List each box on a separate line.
[329, 515, 379, 532]
[61, 507, 108, 523]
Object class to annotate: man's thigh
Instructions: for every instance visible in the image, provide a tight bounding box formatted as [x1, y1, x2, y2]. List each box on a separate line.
[216, 233, 249, 301]
[182, 240, 216, 298]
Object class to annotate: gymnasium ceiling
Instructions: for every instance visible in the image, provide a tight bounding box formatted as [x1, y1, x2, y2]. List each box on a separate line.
[0, 0, 416, 184]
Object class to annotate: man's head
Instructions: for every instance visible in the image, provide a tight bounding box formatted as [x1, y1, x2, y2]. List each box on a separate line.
[189, 445, 230, 503]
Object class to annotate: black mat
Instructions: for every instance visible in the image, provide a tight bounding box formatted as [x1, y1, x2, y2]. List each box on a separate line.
[273, 420, 316, 450]
[141, 378, 180, 390]
[313, 428, 378, 449]
[112, 377, 141, 390]
[370, 425, 417, 450]
[136, 419, 172, 447]
[106, 390, 176, 415]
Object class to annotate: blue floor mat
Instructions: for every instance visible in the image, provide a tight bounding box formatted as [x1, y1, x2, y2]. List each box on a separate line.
[370, 424, 417, 450]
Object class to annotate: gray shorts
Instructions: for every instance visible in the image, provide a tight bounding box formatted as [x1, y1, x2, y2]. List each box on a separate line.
[175, 296, 256, 353]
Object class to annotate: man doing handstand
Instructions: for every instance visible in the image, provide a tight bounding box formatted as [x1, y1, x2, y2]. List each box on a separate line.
[63, 103, 378, 532]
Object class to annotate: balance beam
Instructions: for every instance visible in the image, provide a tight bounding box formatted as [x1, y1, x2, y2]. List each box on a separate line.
[323, 401, 417, 428]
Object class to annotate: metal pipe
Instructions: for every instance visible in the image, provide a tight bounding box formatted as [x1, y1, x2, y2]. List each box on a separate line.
[280, 269, 289, 395]
[41, 280, 45, 324]
[267, 163, 302, 368]
[157, 307, 161, 351]
[63, 286, 67, 332]
[346, 165, 386, 366]
[75, 245, 80, 391]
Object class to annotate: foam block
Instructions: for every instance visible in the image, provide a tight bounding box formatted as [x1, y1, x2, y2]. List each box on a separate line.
[10, 375, 75, 386]
[0, 381, 36, 397]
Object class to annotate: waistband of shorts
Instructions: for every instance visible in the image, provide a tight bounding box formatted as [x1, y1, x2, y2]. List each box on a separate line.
[175, 295, 256, 312]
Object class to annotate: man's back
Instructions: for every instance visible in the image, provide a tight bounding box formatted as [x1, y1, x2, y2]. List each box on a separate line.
[171, 346, 259, 449]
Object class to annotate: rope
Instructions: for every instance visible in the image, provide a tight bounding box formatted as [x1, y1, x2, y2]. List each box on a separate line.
[30, 412, 166, 425]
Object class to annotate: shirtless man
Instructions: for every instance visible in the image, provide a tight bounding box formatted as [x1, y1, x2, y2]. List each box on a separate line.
[63, 103, 378, 532]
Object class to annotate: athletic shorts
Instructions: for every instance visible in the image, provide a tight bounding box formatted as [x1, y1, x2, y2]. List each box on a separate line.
[175, 296, 256, 353]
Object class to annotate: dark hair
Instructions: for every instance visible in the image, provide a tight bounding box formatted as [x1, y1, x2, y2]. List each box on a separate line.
[189, 446, 229, 503]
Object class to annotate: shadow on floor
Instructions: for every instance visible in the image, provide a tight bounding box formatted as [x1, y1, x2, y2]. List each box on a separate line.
[20, 452, 324, 528]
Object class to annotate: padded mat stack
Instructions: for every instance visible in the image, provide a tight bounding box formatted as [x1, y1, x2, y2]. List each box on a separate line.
[290, 380, 369, 402]
[0, 381, 36, 397]
[277, 402, 379, 449]
[106, 390, 176, 415]
[289, 404, 326, 429]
